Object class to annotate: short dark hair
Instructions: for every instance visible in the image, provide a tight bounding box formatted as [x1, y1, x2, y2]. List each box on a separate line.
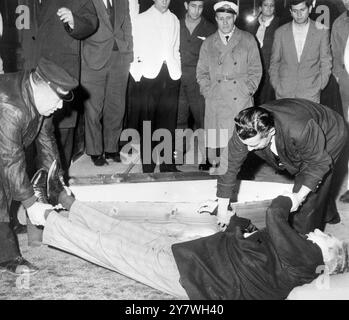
[234, 107, 274, 140]
[289, 0, 311, 10]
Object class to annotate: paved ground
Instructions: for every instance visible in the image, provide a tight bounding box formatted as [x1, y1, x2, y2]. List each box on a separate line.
[1, 152, 348, 299]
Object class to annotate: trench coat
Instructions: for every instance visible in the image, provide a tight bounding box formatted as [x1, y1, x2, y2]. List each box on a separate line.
[196, 27, 262, 148]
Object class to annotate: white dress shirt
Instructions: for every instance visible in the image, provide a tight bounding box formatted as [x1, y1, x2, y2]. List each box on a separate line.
[130, 5, 181, 81]
[292, 19, 310, 62]
[102, 0, 113, 8]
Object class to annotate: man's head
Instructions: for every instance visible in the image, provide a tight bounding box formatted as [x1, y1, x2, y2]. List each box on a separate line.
[259, 0, 275, 19]
[214, 1, 238, 34]
[234, 107, 275, 151]
[307, 229, 349, 275]
[153, 0, 171, 13]
[184, 1, 204, 22]
[30, 58, 78, 117]
[342, 0, 349, 11]
[289, 0, 312, 25]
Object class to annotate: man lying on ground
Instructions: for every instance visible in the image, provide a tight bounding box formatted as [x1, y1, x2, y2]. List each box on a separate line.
[13, 161, 349, 300]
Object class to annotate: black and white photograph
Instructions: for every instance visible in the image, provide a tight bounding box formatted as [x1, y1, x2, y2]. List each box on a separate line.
[0, 0, 349, 303]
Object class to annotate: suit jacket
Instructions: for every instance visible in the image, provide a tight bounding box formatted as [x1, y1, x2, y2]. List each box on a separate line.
[18, 0, 98, 128]
[269, 20, 332, 103]
[172, 196, 323, 300]
[216, 99, 348, 199]
[82, 0, 133, 70]
[130, 5, 181, 81]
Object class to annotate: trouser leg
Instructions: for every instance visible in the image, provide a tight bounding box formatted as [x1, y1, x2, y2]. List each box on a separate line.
[0, 182, 20, 263]
[156, 66, 180, 172]
[103, 52, 130, 154]
[43, 202, 188, 298]
[81, 64, 108, 156]
[291, 172, 334, 234]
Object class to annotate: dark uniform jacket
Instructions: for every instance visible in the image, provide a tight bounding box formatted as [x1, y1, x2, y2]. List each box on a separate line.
[172, 196, 323, 300]
[0, 71, 59, 222]
[217, 98, 348, 199]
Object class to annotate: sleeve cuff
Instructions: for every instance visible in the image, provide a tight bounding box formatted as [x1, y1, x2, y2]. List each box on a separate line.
[22, 195, 37, 209]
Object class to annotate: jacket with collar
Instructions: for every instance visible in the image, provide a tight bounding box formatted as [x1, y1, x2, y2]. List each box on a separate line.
[0, 71, 59, 221]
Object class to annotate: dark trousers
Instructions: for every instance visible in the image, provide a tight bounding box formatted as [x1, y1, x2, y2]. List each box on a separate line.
[0, 177, 20, 263]
[82, 51, 130, 156]
[129, 64, 180, 173]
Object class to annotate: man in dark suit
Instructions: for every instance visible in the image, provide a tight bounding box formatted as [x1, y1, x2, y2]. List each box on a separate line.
[18, 0, 98, 171]
[215, 99, 348, 235]
[81, 0, 133, 166]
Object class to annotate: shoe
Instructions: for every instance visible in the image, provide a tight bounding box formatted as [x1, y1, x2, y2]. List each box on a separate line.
[47, 160, 65, 206]
[199, 162, 212, 171]
[105, 152, 121, 163]
[0, 256, 39, 275]
[339, 190, 349, 203]
[31, 169, 49, 203]
[91, 155, 108, 166]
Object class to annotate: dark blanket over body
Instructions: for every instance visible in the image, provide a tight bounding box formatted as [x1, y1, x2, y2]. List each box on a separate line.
[172, 196, 324, 300]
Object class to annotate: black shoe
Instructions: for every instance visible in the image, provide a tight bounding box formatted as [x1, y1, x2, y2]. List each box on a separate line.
[91, 155, 108, 166]
[47, 160, 65, 206]
[199, 163, 212, 171]
[105, 152, 121, 163]
[339, 190, 349, 203]
[31, 169, 49, 203]
[0, 256, 39, 275]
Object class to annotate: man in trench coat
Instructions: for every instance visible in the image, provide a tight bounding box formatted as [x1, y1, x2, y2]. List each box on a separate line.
[196, 0, 262, 164]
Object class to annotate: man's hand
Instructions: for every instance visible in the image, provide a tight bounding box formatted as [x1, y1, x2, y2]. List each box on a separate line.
[26, 202, 54, 226]
[57, 7, 74, 29]
[217, 198, 235, 230]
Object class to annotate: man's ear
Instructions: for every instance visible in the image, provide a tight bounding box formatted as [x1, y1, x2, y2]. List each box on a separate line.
[269, 127, 276, 136]
[184, 1, 188, 11]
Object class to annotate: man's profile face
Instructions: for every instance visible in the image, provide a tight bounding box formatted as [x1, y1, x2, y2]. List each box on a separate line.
[153, 0, 171, 13]
[342, 0, 349, 11]
[215, 12, 235, 34]
[260, 0, 275, 18]
[32, 80, 63, 116]
[290, 1, 311, 25]
[184, 1, 204, 21]
[240, 131, 274, 151]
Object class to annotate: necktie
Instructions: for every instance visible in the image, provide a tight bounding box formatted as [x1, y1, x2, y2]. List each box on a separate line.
[225, 35, 230, 44]
[107, 0, 114, 27]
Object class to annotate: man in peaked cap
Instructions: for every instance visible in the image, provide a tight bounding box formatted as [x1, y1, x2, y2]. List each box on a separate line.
[197, 0, 262, 167]
[0, 57, 78, 275]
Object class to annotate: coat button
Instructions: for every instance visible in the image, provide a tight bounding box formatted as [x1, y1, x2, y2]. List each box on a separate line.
[234, 62, 237, 65]
[218, 61, 222, 65]
[218, 80, 221, 83]
[233, 81, 236, 84]
[32, 36, 36, 40]
[234, 97, 237, 100]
